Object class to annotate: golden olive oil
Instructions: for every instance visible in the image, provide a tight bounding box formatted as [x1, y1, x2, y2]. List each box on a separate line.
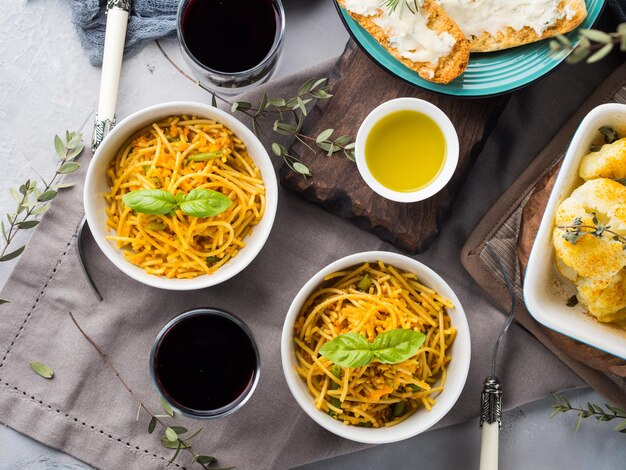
[365, 110, 446, 192]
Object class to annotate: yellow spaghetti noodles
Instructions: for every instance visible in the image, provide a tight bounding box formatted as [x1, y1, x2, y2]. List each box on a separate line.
[104, 115, 266, 279]
[293, 261, 456, 427]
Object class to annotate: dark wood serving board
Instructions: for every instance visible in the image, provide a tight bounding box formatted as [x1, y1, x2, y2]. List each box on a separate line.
[279, 41, 510, 254]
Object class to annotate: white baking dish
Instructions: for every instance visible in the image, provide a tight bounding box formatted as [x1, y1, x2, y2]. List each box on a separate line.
[524, 103, 626, 359]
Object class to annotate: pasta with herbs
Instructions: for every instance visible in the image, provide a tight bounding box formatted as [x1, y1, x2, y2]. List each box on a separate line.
[104, 115, 266, 279]
[293, 261, 456, 427]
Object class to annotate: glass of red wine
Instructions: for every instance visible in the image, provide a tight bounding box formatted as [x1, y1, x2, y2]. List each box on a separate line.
[176, 0, 286, 94]
[150, 308, 260, 419]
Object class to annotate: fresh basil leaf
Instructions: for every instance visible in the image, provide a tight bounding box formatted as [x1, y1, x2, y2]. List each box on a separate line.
[319, 332, 373, 368]
[122, 190, 178, 215]
[371, 329, 426, 364]
[178, 189, 232, 218]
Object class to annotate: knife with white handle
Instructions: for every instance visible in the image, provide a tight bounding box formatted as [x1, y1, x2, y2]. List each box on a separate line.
[91, 0, 131, 152]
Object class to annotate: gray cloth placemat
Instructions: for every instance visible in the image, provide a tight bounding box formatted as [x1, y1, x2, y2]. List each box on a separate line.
[0, 59, 585, 470]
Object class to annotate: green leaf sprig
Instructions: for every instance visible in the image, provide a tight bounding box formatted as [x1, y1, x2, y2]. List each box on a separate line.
[0, 131, 83, 304]
[230, 78, 356, 177]
[154, 41, 354, 178]
[122, 188, 232, 218]
[559, 213, 626, 249]
[551, 394, 626, 433]
[319, 329, 426, 368]
[550, 23, 626, 64]
[68, 312, 230, 469]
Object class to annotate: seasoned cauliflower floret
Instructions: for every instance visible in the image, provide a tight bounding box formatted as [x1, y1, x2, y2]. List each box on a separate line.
[577, 272, 626, 323]
[579, 137, 626, 181]
[553, 177, 626, 322]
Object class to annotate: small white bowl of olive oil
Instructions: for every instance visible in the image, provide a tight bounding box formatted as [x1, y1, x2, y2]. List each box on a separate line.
[355, 98, 459, 203]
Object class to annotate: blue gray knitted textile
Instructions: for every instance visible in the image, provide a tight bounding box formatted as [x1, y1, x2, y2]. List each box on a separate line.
[70, 0, 178, 66]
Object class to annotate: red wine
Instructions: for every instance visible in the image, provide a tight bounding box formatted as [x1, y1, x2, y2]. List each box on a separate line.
[180, 0, 278, 73]
[153, 309, 259, 413]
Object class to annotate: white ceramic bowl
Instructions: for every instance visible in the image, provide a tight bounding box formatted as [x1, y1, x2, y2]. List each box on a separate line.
[84, 102, 278, 290]
[524, 103, 626, 359]
[355, 98, 459, 203]
[280, 251, 471, 444]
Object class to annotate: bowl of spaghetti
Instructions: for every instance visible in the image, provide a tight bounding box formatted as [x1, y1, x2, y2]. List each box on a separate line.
[281, 251, 470, 443]
[84, 102, 277, 290]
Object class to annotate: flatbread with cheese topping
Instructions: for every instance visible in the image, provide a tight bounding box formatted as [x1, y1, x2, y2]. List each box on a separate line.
[437, 0, 587, 52]
[338, 0, 470, 84]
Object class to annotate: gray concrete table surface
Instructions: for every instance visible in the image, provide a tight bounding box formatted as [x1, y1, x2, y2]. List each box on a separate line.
[0, 0, 624, 469]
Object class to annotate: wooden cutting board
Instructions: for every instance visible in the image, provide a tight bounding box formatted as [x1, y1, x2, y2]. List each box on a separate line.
[279, 41, 510, 254]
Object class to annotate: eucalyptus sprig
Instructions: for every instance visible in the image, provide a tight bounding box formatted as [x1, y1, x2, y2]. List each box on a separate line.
[551, 394, 626, 433]
[0, 131, 83, 305]
[550, 23, 626, 64]
[559, 213, 626, 248]
[155, 41, 355, 177]
[230, 78, 356, 176]
[68, 312, 230, 469]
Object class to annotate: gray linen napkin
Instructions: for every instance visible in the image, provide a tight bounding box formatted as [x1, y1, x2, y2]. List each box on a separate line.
[0, 59, 583, 470]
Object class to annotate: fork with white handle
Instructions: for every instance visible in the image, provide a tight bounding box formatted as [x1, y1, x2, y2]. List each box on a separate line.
[479, 243, 515, 470]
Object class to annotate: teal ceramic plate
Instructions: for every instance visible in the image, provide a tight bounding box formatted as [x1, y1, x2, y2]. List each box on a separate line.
[335, 1, 606, 97]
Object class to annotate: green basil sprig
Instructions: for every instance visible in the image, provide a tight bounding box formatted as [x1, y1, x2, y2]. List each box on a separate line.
[122, 189, 177, 215]
[122, 189, 232, 218]
[178, 188, 232, 217]
[319, 329, 426, 368]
